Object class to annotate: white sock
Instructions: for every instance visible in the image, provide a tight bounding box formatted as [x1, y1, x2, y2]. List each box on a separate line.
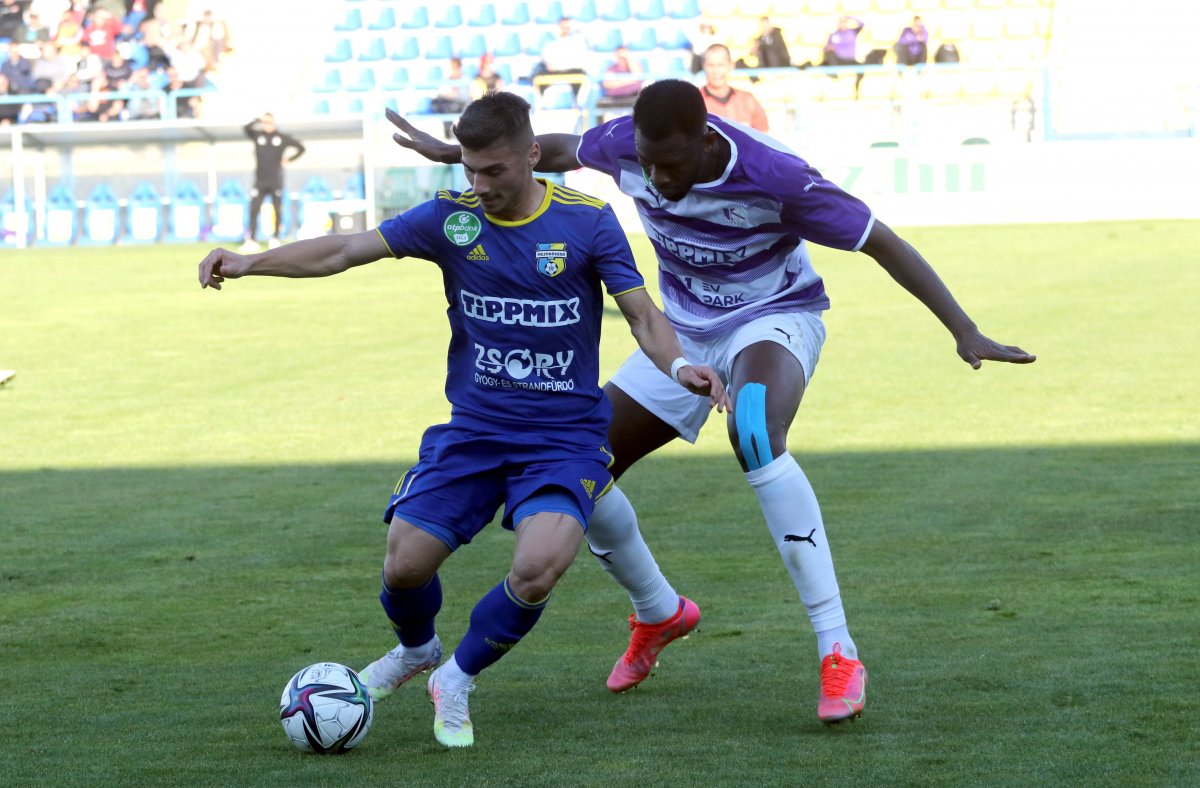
[400, 637, 438, 666]
[438, 655, 475, 688]
[745, 453, 857, 659]
[586, 485, 681, 624]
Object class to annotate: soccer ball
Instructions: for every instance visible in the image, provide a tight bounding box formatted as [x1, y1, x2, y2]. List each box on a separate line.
[279, 662, 373, 753]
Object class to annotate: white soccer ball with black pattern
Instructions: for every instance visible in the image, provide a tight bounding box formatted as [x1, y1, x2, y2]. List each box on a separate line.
[279, 662, 373, 753]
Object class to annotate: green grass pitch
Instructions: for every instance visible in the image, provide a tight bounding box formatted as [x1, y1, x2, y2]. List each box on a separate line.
[1, 220, 1198, 786]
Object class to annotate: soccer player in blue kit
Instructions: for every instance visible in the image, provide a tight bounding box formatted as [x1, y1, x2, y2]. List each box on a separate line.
[389, 79, 1035, 725]
[198, 91, 729, 748]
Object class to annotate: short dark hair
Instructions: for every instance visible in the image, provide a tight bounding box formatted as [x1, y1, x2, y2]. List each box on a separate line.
[454, 91, 534, 151]
[632, 79, 708, 141]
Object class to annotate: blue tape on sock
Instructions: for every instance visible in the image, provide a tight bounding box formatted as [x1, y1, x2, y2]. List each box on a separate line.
[735, 383, 771, 471]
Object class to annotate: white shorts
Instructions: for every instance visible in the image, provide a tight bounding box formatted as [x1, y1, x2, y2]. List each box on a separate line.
[609, 311, 827, 443]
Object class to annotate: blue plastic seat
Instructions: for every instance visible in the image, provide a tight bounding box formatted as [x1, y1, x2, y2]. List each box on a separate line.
[384, 66, 411, 90]
[591, 28, 623, 52]
[492, 32, 521, 57]
[598, 0, 631, 22]
[624, 27, 657, 51]
[345, 67, 377, 92]
[313, 67, 343, 92]
[424, 35, 454, 60]
[634, 0, 665, 20]
[367, 5, 396, 30]
[333, 7, 362, 32]
[468, 3, 496, 26]
[325, 37, 352, 63]
[433, 5, 463, 28]
[574, 0, 598, 23]
[461, 33, 487, 59]
[400, 5, 430, 29]
[501, 2, 530, 25]
[667, 0, 701, 19]
[390, 37, 420, 61]
[533, 1, 564, 25]
[357, 37, 387, 62]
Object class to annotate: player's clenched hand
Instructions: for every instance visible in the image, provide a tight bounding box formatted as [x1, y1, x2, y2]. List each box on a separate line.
[956, 329, 1036, 369]
[385, 107, 462, 165]
[198, 247, 252, 290]
[677, 365, 733, 413]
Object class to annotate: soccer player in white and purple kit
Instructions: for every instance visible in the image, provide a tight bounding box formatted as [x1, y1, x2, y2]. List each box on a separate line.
[199, 92, 728, 748]
[388, 80, 1034, 725]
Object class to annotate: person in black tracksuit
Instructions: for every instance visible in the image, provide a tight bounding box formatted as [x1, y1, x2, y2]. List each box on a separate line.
[242, 113, 305, 248]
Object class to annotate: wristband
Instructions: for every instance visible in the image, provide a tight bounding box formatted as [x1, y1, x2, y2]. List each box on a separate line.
[670, 357, 692, 384]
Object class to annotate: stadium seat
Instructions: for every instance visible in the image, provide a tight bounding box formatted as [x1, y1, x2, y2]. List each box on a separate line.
[625, 28, 657, 52]
[368, 5, 396, 30]
[42, 184, 77, 245]
[400, 5, 430, 29]
[493, 32, 522, 57]
[312, 98, 331, 115]
[333, 7, 362, 32]
[591, 27, 624, 52]
[425, 35, 454, 60]
[346, 98, 366, 115]
[598, 0, 631, 23]
[533, 1, 565, 25]
[666, 0, 701, 19]
[345, 67, 378, 92]
[384, 66, 411, 90]
[168, 181, 206, 242]
[325, 37, 352, 63]
[390, 36, 420, 61]
[313, 67, 343, 92]
[468, 3, 497, 27]
[433, 5, 463, 28]
[571, 0, 599, 24]
[81, 183, 121, 246]
[501, 2, 531, 25]
[461, 33, 488, 59]
[126, 182, 163, 244]
[659, 25, 691, 50]
[523, 30, 556, 55]
[634, 0, 665, 21]
[344, 172, 366, 200]
[357, 37, 387, 62]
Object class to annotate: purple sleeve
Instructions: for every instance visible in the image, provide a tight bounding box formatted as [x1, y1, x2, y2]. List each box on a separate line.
[770, 154, 875, 252]
[576, 117, 633, 182]
[374, 199, 443, 261]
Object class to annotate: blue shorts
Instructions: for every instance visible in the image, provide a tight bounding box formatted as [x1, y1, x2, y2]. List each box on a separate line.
[383, 422, 614, 551]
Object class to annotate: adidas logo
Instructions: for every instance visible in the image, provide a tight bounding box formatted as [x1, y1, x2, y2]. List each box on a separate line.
[579, 478, 596, 499]
[466, 244, 489, 261]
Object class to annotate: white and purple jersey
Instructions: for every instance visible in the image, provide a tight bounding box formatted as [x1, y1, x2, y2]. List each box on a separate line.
[577, 115, 875, 339]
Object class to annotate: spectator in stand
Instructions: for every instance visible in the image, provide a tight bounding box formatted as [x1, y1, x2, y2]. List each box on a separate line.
[84, 7, 121, 60]
[0, 73, 22, 125]
[689, 20, 718, 73]
[102, 49, 133, 88]
[699, 43, 768, 132]
[74, 40, 103, 89]
[168, 38, 208, 89]
[754, 15, 791, 69]
[0, 0, 25, 42]
[139, 4, 176, 71]
[537, 16, 589, 96]
[53, 8, 85, 58]
[470, 52, 503, 100]
[599, 45, 642, 107]
[431, 56, 468, 139]
[15, 11, 53, 56]
[894, 16, 929, 66]
[821, 15, 865, 96]
[124, 66, 160, 119]
[822, 15, 863, 67]
[187, 7, 231, 73]
[1, 47, 35, 95]
[32, 41, 71, 93]
[165, 66, 199, 118]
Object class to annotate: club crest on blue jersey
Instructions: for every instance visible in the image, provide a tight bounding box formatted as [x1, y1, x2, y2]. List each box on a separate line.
[535, 243, 567, 277]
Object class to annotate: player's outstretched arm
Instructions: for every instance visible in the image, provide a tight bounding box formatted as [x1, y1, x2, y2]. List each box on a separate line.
[614, 289, 732, 412]
[198, 230, 390, 290]
[386, 107, 583, 172]
[859, 220, 1036, 369]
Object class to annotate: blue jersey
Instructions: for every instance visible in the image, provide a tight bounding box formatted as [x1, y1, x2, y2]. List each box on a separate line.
[376, 180, 646, 439]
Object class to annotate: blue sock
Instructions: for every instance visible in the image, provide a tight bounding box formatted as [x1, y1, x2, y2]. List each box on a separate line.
[379, 573, 442, 648]
[454, 576, 547, 675]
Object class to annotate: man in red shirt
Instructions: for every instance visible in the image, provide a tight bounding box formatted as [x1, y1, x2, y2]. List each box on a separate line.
[700, 44, 768, 132]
